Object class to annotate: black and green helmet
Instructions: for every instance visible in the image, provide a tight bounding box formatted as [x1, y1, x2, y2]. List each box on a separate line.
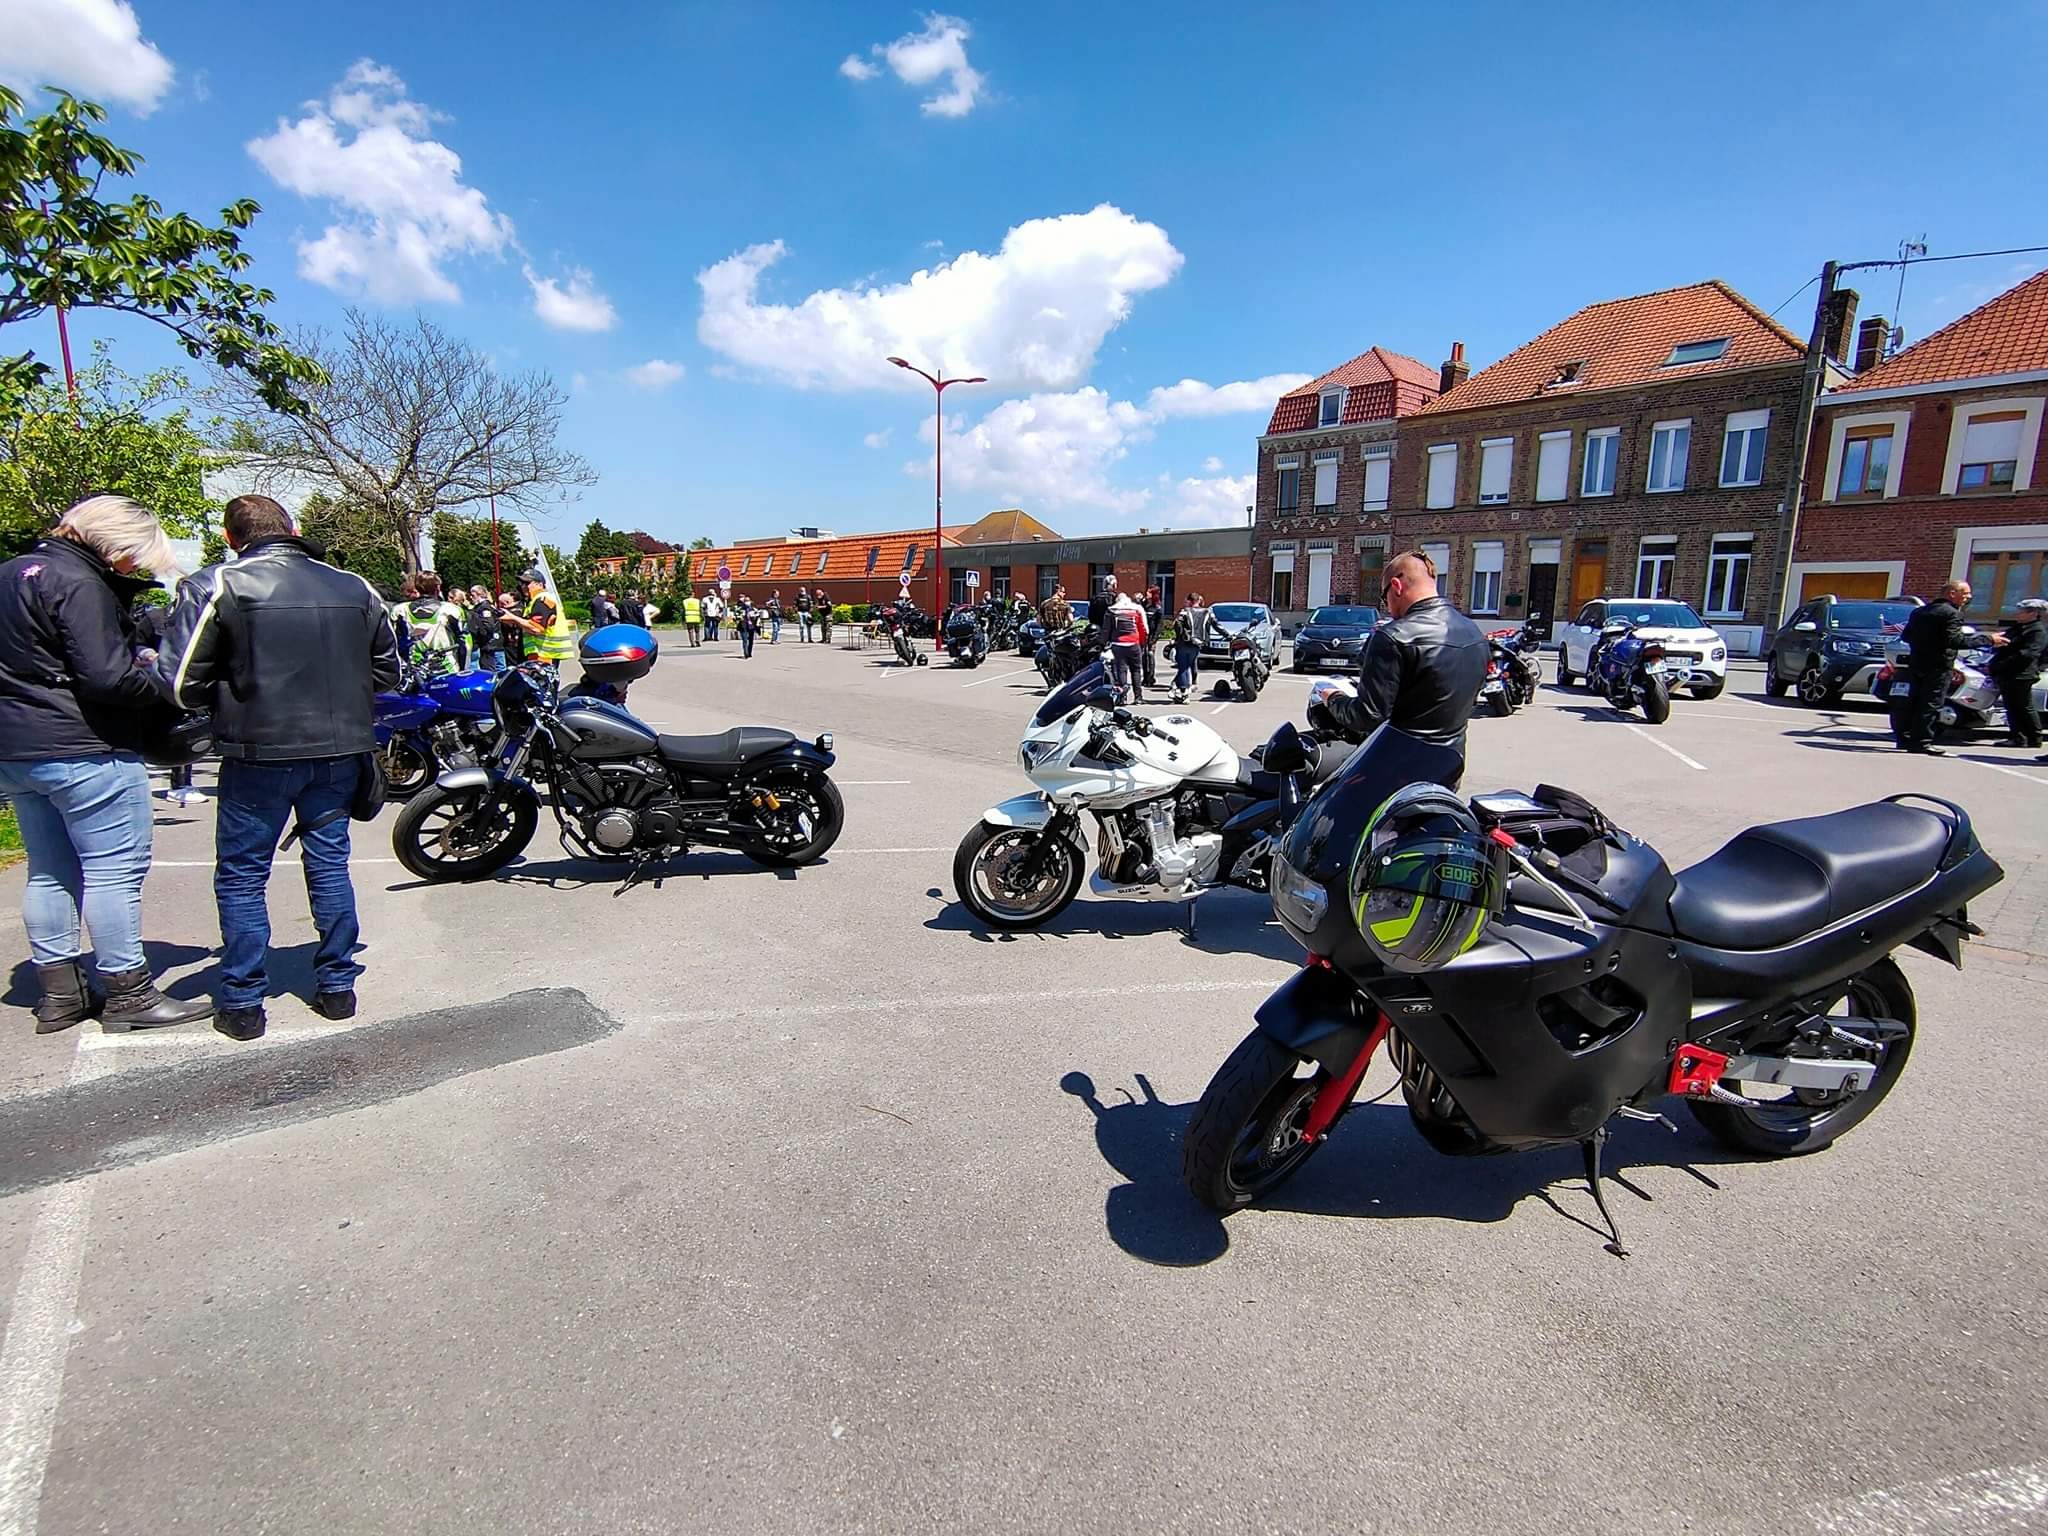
[1350, 784, 1505, 972]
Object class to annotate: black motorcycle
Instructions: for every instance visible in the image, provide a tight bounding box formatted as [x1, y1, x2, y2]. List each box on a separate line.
[1480, 630, 1542, 716]
[944, 605, 991, 668]
[877, 602, 926, 666]
[391, 664, 844, 882]
[1181, 725, 2003, 1254]
[1229, 632, 1270, 702]
[1034, 624, 1100, 693]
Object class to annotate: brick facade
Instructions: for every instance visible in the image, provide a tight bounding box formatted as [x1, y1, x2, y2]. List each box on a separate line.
[1390, 361, 1807, 650]
[1253, 419, 1405, 622]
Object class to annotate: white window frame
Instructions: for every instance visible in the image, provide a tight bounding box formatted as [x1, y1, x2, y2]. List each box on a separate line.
[1535, 430, 1571, 502]
[1274, 453, 1302, 512]
[1420, 540, 1452, 586]
[1360, 448, 1392, 512]
[1478, 437, 1513, 505]
[1704, 532, 1753, 620]
[1425, 443, 1458, 510]
[1311, 448, 1340, 508]
[1719, 408, 1769, 488]
[1582, 427, 1619, 497]
[1469, 540, 1504, 615]
[1646, 419, 1691, 493]
[1942, 397, 2043, 495]
[1269, 541, 1297, 611]
[1634, 536, 1677, 599]
[1821, 409, 1911, 502]
[1318, 387, 1345, 428]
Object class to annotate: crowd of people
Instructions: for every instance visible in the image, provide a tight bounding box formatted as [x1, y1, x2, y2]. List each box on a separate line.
[389, 568, 574, 676]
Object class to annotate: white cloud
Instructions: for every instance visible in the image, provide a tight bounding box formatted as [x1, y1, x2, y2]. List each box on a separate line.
[0, 0, 174, 113]
[842, 14, 985, 116]
[247, 59, 513, 304]
[863, 428, 892, 449]
[191, 68, 210, 103]
[1161, 473, 1256, 528]
[697, 205, 1182, 393]
[1201, 455, 1224, 472]
[526, 266, 616, 332]
[626, 358, 685, 390]
[570, 372, 589, 394]
[1145, 374, 1312, 418]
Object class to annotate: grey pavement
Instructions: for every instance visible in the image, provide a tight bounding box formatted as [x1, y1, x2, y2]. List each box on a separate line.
[1, 629, 2044, 1534]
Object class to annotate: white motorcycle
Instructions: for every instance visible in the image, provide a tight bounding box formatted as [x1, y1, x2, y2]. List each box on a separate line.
[952, 661, 1321, 930]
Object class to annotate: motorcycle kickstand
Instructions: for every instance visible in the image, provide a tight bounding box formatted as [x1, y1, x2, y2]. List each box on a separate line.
[1581, 1127, 1629, 1259]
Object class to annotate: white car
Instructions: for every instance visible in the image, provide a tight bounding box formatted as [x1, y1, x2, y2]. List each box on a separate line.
[1554, 598, 1728, 698]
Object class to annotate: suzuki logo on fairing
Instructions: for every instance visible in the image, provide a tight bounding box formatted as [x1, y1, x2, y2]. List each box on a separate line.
[1400, 1001, 1432, 1015]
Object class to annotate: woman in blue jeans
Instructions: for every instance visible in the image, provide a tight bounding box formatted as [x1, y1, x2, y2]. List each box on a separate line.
[0, 496, 213, 1033]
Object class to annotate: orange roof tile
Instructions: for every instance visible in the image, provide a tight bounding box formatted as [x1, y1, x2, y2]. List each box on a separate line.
[1266, 347, 1440, 433]
[1414, 281, 1803, 417]
[1834, 268, 2048, 393]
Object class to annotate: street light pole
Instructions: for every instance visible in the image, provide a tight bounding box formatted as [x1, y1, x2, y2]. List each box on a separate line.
[484, 420, 501, 597]
[888, 357, 985, 644]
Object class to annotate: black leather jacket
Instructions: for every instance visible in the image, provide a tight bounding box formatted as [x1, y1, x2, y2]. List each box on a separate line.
[1989, 616, 2046, 683]
[0, 537, 168, 759]
[1901, 599, 1967, 677]
[1321, 595, 1491, 755]
[155, 537, 400, 761]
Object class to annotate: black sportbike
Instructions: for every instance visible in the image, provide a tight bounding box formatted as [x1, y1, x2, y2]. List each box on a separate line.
[877, 602, 926, 666]
[1182, 725, 2003, 1254]
[392, 663, 844, 881]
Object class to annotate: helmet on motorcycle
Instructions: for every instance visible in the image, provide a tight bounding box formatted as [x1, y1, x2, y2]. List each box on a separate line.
[1349, 784, 1504, 973]
[578, 623, 658, 684]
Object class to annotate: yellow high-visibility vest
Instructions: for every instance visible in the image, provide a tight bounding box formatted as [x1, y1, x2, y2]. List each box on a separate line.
[527, 594, 576, 662]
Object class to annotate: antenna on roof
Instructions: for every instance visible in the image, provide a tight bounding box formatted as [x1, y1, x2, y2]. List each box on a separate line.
[1892, 235, 1928, 347]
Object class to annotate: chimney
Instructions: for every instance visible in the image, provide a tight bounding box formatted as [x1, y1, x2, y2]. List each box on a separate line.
[1439, 340, 1469, 397]
[1822, 288, 1860, 366]
[1853, 316, 1891, 374]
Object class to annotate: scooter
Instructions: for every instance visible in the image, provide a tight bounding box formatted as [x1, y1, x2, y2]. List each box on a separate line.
[1590, 620, 1681, 724]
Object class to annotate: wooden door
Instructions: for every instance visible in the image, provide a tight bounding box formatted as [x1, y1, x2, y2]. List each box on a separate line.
[1570, 541, 1608, 609]
[1800, 569, 1891, 602]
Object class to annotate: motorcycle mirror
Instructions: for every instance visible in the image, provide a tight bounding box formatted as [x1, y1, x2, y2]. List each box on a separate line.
[1261, 721, 1309, 774]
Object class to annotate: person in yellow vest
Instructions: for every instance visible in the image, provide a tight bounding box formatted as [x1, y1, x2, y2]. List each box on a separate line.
[507, 567, 575, 665]
[682, 592, 703, 647]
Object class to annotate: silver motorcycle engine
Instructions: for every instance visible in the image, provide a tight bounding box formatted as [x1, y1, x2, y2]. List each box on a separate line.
[1136, 799, 1223, 892]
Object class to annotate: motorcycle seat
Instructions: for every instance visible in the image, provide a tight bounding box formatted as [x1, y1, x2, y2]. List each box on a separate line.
[1667, 802, 1950, 949]
[657, 727, 797, 766]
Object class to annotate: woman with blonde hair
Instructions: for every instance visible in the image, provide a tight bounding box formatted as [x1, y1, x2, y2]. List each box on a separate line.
[0, 494, 212, 1032]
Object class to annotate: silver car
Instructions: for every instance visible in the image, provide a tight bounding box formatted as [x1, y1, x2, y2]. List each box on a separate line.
[1198, 601, 1282, 669]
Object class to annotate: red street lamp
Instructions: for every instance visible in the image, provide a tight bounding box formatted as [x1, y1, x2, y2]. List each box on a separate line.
[484, 419, 502, 596]
[888, 356, 985, 644]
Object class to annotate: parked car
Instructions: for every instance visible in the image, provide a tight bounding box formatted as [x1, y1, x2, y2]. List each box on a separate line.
[1765, 595, 1918, 705]
[1018, 599, 1090, 656]
[1199, 601, 1282, 669]
[1288, 604, 1380, 672]
[1555, 598, 1728, 698]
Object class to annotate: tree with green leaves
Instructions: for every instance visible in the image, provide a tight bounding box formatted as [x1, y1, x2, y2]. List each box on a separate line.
[0, 87, 320, 416]
[0, 342, 222, 558]
[298, 490, 404, 595]
[427, 509, 533, 597]
[542, 544, 589, 603]
[688, 536, 714, 550]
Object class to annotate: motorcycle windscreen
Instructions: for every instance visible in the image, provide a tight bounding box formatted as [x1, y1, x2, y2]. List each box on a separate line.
[1033, 659, 1111, 727]
[1278, 722, 1466, 889]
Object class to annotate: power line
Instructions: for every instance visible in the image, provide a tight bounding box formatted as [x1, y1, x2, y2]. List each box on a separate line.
[1767, 273, 1820, 321]
[1840, 242, 2048, 274]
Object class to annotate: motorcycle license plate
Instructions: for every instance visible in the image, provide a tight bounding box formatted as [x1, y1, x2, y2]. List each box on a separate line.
[1889, 679, 1914, 699]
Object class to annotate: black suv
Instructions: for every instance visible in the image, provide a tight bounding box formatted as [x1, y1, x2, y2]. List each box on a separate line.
[1765, 595, 1920, 704]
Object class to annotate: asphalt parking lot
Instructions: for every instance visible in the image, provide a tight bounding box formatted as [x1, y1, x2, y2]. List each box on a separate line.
[1, 632, 2044, 1535]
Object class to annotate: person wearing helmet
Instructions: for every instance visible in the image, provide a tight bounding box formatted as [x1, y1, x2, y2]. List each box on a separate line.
[1988, 596, 2046, 751]
[1312, 549, 1489, 766]
[1351, 783, 1506, 972]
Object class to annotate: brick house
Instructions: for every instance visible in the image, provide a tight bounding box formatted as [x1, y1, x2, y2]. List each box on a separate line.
[1392, 281, 1811, 654]
[1795, 268, 2048, 623]
[1253, 347, 1442, 627]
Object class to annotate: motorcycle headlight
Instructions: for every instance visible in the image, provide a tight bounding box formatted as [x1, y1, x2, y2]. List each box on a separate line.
[1271, 853, 1329, 931]
[1020, 739, 1061, 770]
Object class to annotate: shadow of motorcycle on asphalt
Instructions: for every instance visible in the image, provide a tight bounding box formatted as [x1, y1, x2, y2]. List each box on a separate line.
[384, 849, 800, 893]
[924, 886, 1306, 964]
[1059, 1069, 1739, 1268]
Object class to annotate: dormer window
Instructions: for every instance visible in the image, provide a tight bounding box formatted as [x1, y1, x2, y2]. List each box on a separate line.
[1318, 388, 1344, 427]
[1545, 360, 1585, 388]
[1664, 338, 1730, 367]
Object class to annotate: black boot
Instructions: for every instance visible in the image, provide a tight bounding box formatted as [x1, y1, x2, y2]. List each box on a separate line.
[32, 959, 97, 1034]
[99, 967, 213, 1032]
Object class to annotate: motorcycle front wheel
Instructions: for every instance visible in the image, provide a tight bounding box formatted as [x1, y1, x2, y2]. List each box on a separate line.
[376, 736, 435, 800]
[1183, 1030, 1331, 1211]
[893, 635, 915, 666]
[952, 821, 1083, 928]
[1640, 673, 1672, 724]
[391, 782, 539, 881]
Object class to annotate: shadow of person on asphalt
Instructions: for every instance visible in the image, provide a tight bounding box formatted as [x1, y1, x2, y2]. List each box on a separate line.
[926, 887, 1304, 964]
[1062, 1067, 1738, 1267]
[5, 940, 215, 1009]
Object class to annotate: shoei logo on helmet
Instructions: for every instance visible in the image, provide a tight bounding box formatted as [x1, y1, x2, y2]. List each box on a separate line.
[1435, 861, 1482, 889]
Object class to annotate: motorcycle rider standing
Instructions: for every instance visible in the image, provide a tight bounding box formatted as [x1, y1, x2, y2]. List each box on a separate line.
[1897, 579, 1971, 755]
[1102, 581, 1150, 705]
[1310, 549, 1489, 778]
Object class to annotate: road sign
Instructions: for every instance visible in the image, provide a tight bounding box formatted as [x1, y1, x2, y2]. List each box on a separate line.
[717, 563, 731, 584]
[965, 570, 980, 589]
[719, 579, 732, 596]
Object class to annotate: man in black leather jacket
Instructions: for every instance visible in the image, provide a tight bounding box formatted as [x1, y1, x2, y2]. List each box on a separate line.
[156, 495, 399, 1040]
[1897, 580, 1971, 755]
[1313, 550, 1490, 766]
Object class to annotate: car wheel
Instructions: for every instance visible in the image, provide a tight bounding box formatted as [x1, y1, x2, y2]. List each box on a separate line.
[1796, 664, 1837, 706]
[1690, 678, 1724, 700]
[1763, 656, 1787, 697]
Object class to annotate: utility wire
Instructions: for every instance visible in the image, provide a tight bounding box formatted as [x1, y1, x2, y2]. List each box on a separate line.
[1840, 242, 2048, 274]
[1767, 273, 1820, 322]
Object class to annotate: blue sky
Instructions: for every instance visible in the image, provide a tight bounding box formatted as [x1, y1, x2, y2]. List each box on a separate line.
[6, 0, 2046, 549]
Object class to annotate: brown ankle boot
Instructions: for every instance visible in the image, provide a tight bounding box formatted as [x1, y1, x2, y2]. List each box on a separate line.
[99, 967, 214, 1032]
[32, 959, 98, 1034]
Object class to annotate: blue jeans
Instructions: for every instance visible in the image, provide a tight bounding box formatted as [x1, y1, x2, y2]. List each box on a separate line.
[1173, 643, 1200, 693]
[770, 615, 782, 643]
[0, 753, 153, 970]
[799, 616, 813, 641]
[214, 756, 363, 1009]
[477, 646, 506, 673]
[739, 626, 756, 658]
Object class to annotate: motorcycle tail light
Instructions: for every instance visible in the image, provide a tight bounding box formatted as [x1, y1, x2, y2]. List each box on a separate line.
[1641, 642, 1665, 661]
[1951, 668, 1964, 687]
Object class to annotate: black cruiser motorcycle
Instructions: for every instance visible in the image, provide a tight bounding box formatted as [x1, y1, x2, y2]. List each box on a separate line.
[1181, 724, 2003, 1255]
[392, 663, 843, 882]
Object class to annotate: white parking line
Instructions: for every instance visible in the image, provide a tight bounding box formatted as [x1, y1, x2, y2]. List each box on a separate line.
[835, 846, 951, 855]
[838, 780, 912, 786]
[640, 976, 1272, 1026]
[1960, 760, 2048, 787]
[1806, 1460, 2047, 1534]
[154, 858, 401, 867]
[960, 666, 1036, 690]
[1209, 701, 1231, 715]
[1622, 722, 1708, 771]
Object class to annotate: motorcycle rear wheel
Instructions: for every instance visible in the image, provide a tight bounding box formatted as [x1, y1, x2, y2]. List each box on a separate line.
[1183, 1030, 1330, 1211]
[739, 771, 844, 867]
[1640, 674, 1672, 723]
[1687, 959, 1915, 1156]
[1486, 689, 1515, 717]
[392, 782, 538, 882]
[1236, 664, 1263, 703]
[953, 821, 1083, 928]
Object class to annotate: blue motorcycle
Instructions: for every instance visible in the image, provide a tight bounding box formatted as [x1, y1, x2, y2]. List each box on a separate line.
[373, 664, 500, 799]
[1589, 620, 1681, 724]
